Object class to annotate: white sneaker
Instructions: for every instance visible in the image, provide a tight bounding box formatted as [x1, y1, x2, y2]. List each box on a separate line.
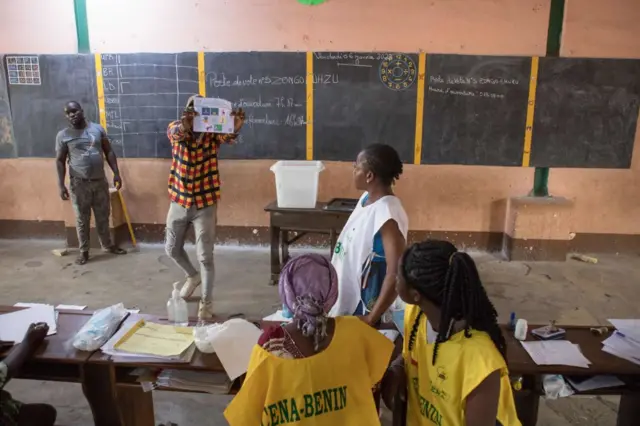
[180, 274, 201, 298]
[198, 299, 214, 320]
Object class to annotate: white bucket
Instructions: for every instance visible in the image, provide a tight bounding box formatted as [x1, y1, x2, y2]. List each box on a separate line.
[270, 161, 325, 208]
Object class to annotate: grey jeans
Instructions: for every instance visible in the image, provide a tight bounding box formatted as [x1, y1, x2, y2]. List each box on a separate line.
[70, 178, 113, 252]
[164, 202, 217, 301]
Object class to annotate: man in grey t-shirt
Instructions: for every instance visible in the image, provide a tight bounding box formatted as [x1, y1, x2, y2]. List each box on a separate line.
[55, 101, 126, 265]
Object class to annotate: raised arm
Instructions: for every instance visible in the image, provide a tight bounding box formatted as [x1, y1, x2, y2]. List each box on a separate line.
[100, 128, 122, 189]
[55, 136, 69, 200]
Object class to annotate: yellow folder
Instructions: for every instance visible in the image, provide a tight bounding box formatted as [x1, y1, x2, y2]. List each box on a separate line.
[114, 320, 194, 358]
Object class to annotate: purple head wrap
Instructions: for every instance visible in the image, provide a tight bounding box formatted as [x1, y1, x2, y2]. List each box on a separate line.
[278, 254, 339, 351]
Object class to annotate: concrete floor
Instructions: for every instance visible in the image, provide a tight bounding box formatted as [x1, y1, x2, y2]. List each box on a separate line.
[0, 239, 637, 425]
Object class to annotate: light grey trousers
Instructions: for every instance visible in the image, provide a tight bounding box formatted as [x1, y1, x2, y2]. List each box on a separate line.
[164, 202, 217, 301]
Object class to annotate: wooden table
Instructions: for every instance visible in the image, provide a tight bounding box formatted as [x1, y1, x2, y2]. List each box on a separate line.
[264, 201, 353, 285]
[503, 325, 640, 426]
[91, 315, 401, 426]
[0, 307, 127, 426]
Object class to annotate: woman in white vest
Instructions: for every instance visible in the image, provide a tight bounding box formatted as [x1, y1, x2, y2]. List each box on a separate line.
[330, 144, 408, 325]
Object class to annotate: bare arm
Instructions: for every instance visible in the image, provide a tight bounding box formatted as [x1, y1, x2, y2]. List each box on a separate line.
[1, 323, 48, 387]
[465, 370, 501, 426]
[56, 143, 68, 188]
[368, 219, 406, 324]
[101, 137, 120, 177]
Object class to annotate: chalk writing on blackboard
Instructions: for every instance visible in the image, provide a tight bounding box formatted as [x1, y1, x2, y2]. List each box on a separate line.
[6, 56, 41, 85]
[427, 86, 505, 99]
[207, 73, 338, 88]
[429, 75, 519, 85]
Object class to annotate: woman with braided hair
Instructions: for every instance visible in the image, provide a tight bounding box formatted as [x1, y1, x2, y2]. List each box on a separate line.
[382, 240, 520, 426]
[225, 254, 394, 425]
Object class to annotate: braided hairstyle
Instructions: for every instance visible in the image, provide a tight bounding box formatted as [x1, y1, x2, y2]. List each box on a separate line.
[360, 144, 403, 186]
[402, 240, 506, 365]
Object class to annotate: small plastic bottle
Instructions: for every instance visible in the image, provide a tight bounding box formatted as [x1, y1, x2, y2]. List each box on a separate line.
[167, 282, 189, 326]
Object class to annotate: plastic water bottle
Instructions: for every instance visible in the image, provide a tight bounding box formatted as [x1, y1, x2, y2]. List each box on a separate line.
[167, 282, 189, 326]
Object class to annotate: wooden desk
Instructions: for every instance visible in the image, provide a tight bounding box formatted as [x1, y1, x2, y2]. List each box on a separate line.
[93, 315, 400, 426]
[391, 324, 640, 426]
[505, 325, 640, 426]
[0, 307, 126, 426]
[264, 201, 352, 285]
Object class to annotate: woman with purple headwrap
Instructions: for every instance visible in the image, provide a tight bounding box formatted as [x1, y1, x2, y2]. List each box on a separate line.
[225, 254, 395, 425]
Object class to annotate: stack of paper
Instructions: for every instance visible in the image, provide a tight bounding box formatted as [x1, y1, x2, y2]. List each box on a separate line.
[155, 369, 230, 393]
[101, 320, 196, 364]
[0, 304, 57, 343]
[521, 340, 592, 368]
[603, 319, 640, 366]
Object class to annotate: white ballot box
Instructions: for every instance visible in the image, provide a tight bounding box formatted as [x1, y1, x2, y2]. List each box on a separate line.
[193, 97, 234, 133]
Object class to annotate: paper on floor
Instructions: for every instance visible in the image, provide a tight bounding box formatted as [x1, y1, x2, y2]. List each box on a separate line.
[0, 305, 57, 343]
[209, 318, 262, 380]
[521, 340, 591, 368]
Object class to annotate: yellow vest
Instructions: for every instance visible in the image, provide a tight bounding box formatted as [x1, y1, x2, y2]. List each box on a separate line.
[403, 305, 521, 426]
[225, 316, 394, 426]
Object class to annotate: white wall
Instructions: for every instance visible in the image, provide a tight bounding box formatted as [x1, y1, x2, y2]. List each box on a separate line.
[0, 0, 77, 53]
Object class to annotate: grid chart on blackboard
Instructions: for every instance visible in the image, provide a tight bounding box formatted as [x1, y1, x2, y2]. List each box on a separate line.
[100, 53, 199, 158]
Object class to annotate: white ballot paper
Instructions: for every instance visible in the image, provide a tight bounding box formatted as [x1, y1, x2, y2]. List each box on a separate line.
[209, 318, 262, 380]
[193, 97, 234, 134]
[0, 305, 57, 343]
[521, 340, 592, 368]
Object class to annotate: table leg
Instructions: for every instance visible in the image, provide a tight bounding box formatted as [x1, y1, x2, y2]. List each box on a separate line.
[329, 229, 337, 254]
[269, 223, 280, 285]
[514, 376, 540, 426]
[281, 230, 290, 266]
[617, 394, 640, 426]
[116, 384, 155, 426]
[81, 363, 124, 426]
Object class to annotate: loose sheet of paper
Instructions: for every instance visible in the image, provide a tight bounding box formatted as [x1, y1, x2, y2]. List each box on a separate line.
[602, 332, 640, 366]
[209, 318, 262, 380]
[55, 304, 87, 310]
[608, 319, 640, 344]
[0, 305, 57, 342]
[521, 340, 591, 368]
[379, 329, 400, 342]
[565, 375, 625, 392]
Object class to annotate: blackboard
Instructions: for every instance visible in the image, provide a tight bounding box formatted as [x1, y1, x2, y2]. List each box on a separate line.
[0, 55, 15, 158]
[101, 53, 199, 158]
[205, 52, 307, 160]
[7, 54, 98, 157]
[421, 55, 531, 166]
[530, 58, 640, 168]
[313, 52, 418, 163]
